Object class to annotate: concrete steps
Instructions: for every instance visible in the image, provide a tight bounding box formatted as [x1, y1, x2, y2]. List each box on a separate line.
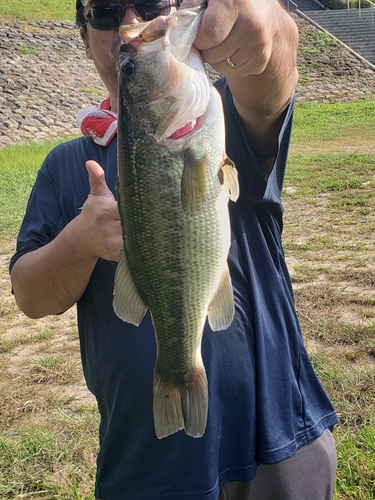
[279, 0, 375, 67]
[304, 9, 375, 66]
[280, 0, 325, 10]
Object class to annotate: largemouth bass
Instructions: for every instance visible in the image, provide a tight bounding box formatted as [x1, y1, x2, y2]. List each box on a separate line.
[113, 6, 239, 439]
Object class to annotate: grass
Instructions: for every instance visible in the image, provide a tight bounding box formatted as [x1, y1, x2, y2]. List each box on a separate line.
[18, 46, 40, 57]
[0, 127, 94, 500]
[0, 138, 77, 236]
[0, 414, 98, 499]
[283, 101, 375, 500]
[298, 29, 341, 62]
[292, 101, 375, 143]
[0, 0, 75, 22]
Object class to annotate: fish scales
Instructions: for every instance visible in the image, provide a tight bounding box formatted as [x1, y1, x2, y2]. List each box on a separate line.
[113, 6, 239, 439]
[120, 139, 224, 368]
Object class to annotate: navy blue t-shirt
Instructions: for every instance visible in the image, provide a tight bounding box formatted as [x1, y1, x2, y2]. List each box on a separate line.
[10, 78, 338, 500]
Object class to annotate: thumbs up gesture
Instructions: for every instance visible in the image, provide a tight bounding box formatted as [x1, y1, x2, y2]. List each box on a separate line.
[80, 160, 123, 262]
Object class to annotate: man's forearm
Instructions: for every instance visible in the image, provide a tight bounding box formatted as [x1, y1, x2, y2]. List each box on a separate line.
[11, 161, 124, 319]
[11, 216, 98, 319]
[225, 2, 299, 158]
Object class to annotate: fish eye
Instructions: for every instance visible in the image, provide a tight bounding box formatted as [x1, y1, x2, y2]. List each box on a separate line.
[121, 59, 136, 76]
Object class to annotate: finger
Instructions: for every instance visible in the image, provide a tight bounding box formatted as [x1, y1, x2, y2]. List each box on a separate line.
[86, 160, 115, 198]
[192, 0, 237, 52]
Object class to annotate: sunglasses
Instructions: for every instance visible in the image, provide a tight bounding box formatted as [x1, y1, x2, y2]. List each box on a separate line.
[85, 1, 176, 29]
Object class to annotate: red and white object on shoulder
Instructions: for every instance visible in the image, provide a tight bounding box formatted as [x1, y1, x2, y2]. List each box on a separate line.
[77, 96, 118, 146]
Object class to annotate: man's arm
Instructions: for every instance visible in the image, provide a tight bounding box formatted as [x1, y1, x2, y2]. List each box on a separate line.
[193, 0, 298, 165]
[10, 161, 123, 319]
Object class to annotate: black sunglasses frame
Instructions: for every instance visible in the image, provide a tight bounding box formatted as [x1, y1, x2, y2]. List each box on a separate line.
[85, 1, 176, 29]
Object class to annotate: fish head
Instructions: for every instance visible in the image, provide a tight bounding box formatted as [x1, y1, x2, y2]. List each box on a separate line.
[117, 7, 211, 142]
[117, 17, 175, 114]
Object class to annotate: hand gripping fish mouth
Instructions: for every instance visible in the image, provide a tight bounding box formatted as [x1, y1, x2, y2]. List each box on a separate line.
[114, 6, 239, 440]
[118, 7, 210, 143]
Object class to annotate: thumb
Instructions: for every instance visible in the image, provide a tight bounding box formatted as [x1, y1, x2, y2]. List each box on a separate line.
[86, 160, 114, 198]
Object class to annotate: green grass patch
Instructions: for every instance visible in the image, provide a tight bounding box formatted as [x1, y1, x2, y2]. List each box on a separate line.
[0, 417, 98, 499]
[298, 351, 375, 499]
[36, 330, 55, 342]
[81, 87, 105, 96]
[0, 0, 75, 22]
[335, 426, 375, 499]
[285, 100, 375, 499]
[0, 335, 31, 354]
[293, 100, 375, 143]
[285, 152, 375, 198]
[0, 138, 76, 239]
[32, 355, 64, 371]
[18, 46, 40, 57]
[299, 29, 340, 59]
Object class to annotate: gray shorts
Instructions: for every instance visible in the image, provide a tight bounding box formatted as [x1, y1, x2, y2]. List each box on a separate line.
[96, 428, 337, 500]
[218, 428, 337, 500]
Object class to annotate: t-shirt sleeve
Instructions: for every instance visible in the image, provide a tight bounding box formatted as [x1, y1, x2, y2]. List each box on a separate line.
[9, 161, 65, 272]
[214, 76, 294, 205]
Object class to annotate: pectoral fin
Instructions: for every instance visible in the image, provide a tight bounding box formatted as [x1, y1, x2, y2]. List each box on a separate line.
[207, 266, 235, 331]
[181, 150, 206, 212]
[219, 156, 239, 202]
[113, 248, 148, 326]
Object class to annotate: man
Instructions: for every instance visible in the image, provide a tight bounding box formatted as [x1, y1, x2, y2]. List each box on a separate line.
[10, 0, 338, 498]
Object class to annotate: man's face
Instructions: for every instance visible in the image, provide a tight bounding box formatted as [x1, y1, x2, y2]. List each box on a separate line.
[81, 0, 142, 102]
[81, 0, 177, 108]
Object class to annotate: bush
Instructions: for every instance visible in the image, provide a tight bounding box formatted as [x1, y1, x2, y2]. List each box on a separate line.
[319, 0, 347, 8]
[319, 0, 372, 7]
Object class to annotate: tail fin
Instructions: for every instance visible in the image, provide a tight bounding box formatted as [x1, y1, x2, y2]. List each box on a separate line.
[153, 366, 208, 439]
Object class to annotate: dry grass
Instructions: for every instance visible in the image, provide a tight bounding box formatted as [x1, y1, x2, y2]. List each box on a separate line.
[0, 238, 98, 499]
[283, 119, 375, 499]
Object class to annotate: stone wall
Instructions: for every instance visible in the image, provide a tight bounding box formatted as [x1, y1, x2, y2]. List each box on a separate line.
[0, 15, 374, 147]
